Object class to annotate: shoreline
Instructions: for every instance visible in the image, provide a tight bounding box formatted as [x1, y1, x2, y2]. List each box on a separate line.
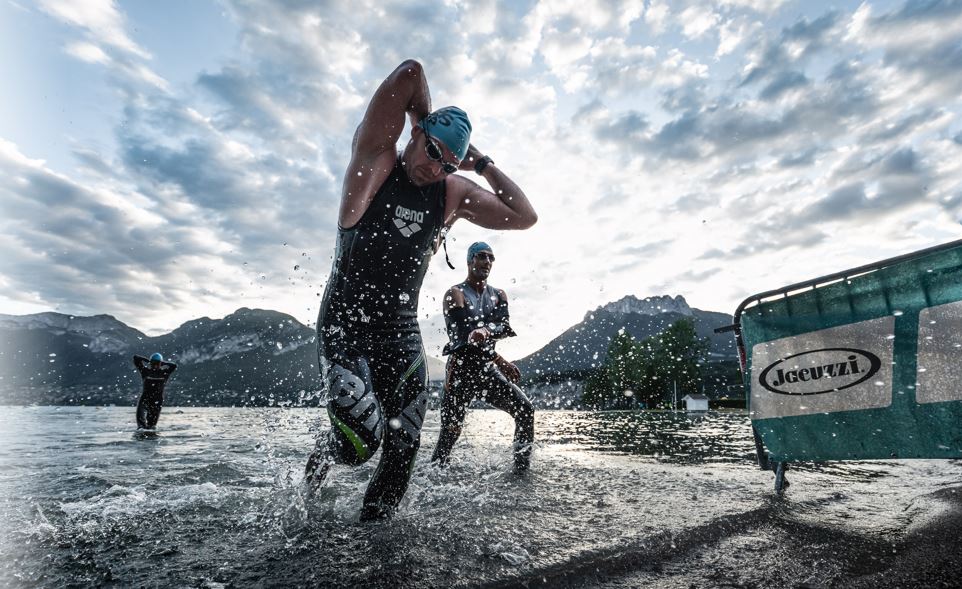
[495, 481, 962, 588]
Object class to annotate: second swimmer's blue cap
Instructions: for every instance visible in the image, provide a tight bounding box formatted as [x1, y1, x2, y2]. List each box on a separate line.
[419, 106, 472, 162]
[467, 241, 493, 262]
[149, 353, 163, 362]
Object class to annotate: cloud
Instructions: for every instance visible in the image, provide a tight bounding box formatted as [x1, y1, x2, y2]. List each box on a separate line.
[777, 147, 817, 168]
[647, 267, 723, 295]
[671, 192, 720, 214]
[40, 0, 169, 91]
[860, 108, 944, 144]
[679, 6, 721, 39]
[617, 241, 670, 257]
[739, 11, 841, 90]
[0, 139, 225, 319]
[758, 71, 809, 101]
[719, 0, 788, 14]
[7, 0, 962, 358]
[592, 110, 649, 144]
[645, 1, 670, 34]
[39, 0, 150, 58]
[65, 41, 111, 64]
[849, 0, 962, 99]
[880, 147, 921, 175]
[792, 169, 928, 227]
[591, 52, 880, 167]
[715, 15, 762, 57]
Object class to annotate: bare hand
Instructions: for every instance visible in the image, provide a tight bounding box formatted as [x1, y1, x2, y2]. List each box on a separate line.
[499, 360, 521, 383]
[460, 144, 484, 172]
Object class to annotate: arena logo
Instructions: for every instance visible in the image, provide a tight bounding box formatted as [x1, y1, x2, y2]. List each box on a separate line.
[758, 347, 881, 396]
[393, 205, 425, 237]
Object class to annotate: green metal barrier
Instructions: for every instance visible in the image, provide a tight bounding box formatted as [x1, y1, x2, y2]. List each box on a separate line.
[721, 239, 962, 491]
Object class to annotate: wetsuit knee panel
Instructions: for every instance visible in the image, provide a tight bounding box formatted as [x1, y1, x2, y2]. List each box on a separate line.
[387, 389, 428, 451]
[326, 363, 383, 465]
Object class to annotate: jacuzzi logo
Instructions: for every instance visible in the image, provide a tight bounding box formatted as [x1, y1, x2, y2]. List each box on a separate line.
[758, 348, 881, 395]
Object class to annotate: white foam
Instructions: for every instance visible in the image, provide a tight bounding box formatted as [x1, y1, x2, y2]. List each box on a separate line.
[60, 482, 232, 519]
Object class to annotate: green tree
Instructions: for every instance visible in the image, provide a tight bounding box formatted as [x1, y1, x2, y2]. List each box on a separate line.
[647, 318, 710, 406]
[581, 364, 611, 409]
[580, 319, 711, 410]
[582, 329, 643, 409]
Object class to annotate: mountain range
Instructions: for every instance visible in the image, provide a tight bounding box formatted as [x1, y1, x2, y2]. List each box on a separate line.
[0, 295, 735, 406]
[516, 294, 735, 377]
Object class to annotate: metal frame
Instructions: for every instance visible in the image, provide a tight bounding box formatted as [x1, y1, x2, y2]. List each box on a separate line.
[715, 238, 962, 494]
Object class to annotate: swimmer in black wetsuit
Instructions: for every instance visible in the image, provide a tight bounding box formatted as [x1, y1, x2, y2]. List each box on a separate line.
[133, 353, 177, 429]
[431, 242, 534, 472]
[304, 60, 537, 521]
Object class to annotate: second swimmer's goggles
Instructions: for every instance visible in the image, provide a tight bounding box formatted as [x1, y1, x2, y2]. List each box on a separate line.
[424, 132, 460, 174]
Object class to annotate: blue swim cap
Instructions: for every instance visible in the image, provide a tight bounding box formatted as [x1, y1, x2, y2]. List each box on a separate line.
[149, 353, 163, 362]
[467, 241, 493, 263]
[420, 106, 472, 162]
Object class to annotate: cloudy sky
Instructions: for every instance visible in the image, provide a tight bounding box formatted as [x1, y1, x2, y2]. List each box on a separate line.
[1, 0, 961, 360]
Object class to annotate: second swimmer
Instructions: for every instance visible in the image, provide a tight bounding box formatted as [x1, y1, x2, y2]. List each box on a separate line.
[431, 242, 534, 472]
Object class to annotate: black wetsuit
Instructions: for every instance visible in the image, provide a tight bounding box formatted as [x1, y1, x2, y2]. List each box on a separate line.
[431, 282, 534, 471]
[312, 155, 445, 520]
[133, 355, 177, 429]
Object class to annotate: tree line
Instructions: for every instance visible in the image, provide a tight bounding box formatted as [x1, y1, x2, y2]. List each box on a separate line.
[581, 318, 711, 410]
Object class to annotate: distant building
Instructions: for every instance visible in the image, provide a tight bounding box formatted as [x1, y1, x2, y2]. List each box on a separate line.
[682, 394, 709, 412]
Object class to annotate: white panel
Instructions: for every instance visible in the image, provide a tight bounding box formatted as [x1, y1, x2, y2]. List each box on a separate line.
[751, 317, 895, 419]
[917, 302, 962, 404]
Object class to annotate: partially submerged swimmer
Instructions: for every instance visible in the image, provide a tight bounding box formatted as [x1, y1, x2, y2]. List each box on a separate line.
[133, 352, 177, 430]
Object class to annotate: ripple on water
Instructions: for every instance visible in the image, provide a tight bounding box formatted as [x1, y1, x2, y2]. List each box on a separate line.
[3, 407, 962, 589]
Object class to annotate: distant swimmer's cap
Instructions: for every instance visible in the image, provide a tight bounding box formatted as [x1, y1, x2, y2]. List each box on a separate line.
[419, 106, 472, 162]
[149, 353, 163, 363]
[467, 241, 493, 263]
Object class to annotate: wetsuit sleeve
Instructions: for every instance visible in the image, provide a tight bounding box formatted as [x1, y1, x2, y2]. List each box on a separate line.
[132, 355, 148, 376]
[163, 362, 177, 374]
[485, 290, 517, 340]
[443, 305, 474, 355]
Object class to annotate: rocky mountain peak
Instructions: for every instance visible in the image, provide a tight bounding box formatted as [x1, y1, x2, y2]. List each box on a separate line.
[0, 312, 135, 334]
[588, 295, 692, 320]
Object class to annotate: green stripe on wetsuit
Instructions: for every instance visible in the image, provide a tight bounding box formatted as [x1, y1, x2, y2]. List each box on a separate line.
[395, 352, 425, 393]
[328, 409, 370, 461]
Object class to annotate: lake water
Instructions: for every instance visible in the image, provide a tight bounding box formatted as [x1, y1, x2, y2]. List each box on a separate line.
[1, 407, 960, 588]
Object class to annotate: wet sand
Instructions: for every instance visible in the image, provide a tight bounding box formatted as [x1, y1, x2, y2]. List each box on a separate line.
[488, 482, 962, 588]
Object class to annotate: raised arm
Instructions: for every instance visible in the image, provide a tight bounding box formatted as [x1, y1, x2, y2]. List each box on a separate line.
[443, 145, 537, 230]
[132, 355, 147, 376]
[340, 60, 433, 228]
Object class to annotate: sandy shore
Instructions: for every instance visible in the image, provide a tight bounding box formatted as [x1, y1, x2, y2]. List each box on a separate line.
[482, 480, 962, 588]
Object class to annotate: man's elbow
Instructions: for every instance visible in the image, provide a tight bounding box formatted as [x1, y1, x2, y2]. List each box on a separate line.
[397, 59, 424, 76]
[518, 212, 538, 230]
